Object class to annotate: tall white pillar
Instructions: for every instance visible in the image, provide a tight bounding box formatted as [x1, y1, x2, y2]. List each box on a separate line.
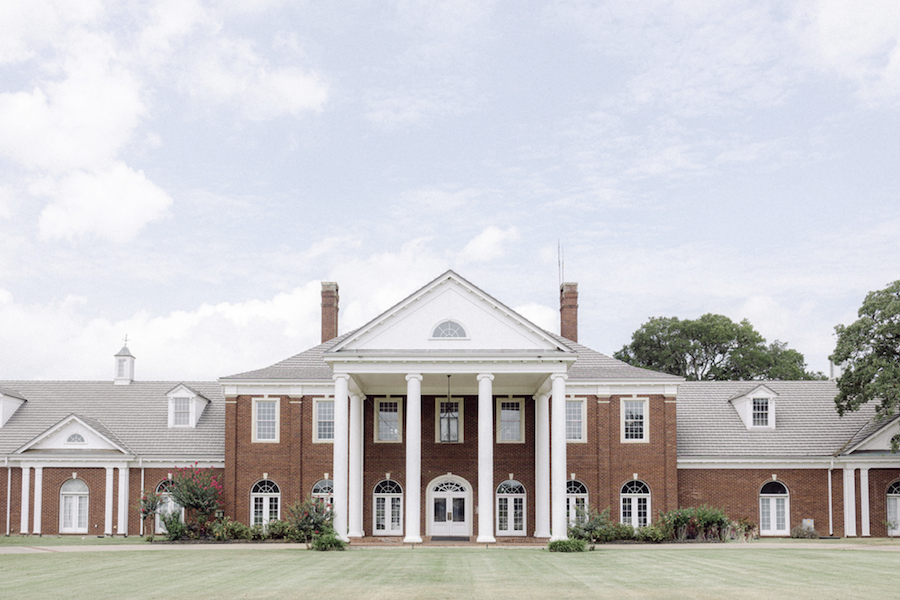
[20, 466, 30, 535]
[843, 467, 857, 537]
[348, 392, 364, 538]
[32, 467, 42, 535]
[550, 374, 568, 541]
[333, 374, 350, 542]
[105, 467, 115, 536]
[860, 467, 870, 537]
[404, 374, 423, 543]
[118, 467, 130, 536]
[534, 392, 551, 538]
[477, 373, 496, 543]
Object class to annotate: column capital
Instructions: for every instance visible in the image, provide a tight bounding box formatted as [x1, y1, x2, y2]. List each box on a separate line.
[333, 373, 351, 382]
[405, 373, 423, 382]
[477, 373, 494, 382]
[550, 373, 568, 382]
[533, 392, 550, 402]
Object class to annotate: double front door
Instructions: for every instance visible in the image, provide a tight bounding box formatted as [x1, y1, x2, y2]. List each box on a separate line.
[433, 495, 467, 536]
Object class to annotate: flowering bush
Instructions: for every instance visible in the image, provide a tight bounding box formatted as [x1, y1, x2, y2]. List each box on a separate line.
[286, 496, 336, 549]
[168, 463, 224, 521]
[139, 490, 163, 526]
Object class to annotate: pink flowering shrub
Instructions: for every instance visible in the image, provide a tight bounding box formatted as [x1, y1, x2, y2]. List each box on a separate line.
[168, 463, 224, 522]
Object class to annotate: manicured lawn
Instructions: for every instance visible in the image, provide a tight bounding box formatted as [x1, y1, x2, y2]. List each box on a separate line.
[1, 544, 898, 599]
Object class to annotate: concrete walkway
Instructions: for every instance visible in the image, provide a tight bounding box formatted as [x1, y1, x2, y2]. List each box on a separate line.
[3, 539, 900, 554]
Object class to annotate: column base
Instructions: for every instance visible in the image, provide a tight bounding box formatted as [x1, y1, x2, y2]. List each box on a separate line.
[403, 535, 423, 544]
[533, 530, 551, 538]
[476, 535, 496, 544]
[348, 531, 364, 538]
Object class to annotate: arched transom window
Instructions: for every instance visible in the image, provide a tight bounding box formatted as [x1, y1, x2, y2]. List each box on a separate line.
[759, 481, 789, 536]
[620, 480, 651, 528]
[434, 480, 466, 492]
[432, 320, 466, 338]
[155, 479, 183, 534]
[66, 433, 85, 443]
[888, 481, 900, 537]
[251, 480, 280, 526]
[566, 480, 588, 525]
[373, 480, 403, 536]
[312, 479, 334, 507]
[496, 480, 526, 536]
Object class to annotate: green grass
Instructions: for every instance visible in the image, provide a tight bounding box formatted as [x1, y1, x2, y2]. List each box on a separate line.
[2, 545, 899, 599]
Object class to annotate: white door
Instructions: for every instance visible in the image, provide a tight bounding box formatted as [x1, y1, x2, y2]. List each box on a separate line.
[155, 494, 183, 534]
[432, 495, 467, 536]
[60, 494, 88, 533]
[566, 496, 586, 525]
[760, 496, 789, 536]
[375, 496, 403, 535]
[888, 496, 899, 536]
[496, 496, 525, 536]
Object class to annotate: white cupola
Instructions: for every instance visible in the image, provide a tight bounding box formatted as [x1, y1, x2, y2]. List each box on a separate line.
[114, 345, 135, 385]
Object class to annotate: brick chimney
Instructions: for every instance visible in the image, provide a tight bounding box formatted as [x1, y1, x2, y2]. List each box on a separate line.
[560, 282, 578, 342]
[321, 282, 339, 343]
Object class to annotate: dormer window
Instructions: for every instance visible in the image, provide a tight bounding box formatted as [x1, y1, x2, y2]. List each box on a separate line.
[730, 385, 777, 430]
[166, 384, 210, 428]
[432, 320, 466, 338]
[66, 433, 86, 444]
[752, 398, 769, 427]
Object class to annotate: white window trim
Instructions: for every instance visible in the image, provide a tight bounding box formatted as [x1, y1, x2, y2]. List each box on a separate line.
[750, 397, 776, 429]
[59, 479, 89, 534]
[434, 397, 464, 443]
[565, 397, 586, 443]
[313, 398, 335, 444]
[496, 398, 525, 443]
[252, 397, 280, 443]
[375, 397, 403, 443]
[429, 318, 470, 340]
[250, 481, 281, 527]
[620, 483, 651, 528]
[171, 396, 192, 428]
[759, 483, 790, 536]
[373, 481, 404, 536]
[620, 397, 649, 443]
[64, 432, 87, 445]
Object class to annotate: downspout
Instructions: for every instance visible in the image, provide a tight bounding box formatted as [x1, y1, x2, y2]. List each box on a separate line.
[5, 457, 10, 537]
[139, 459, 144, 537]
[828, 458, 834, 536]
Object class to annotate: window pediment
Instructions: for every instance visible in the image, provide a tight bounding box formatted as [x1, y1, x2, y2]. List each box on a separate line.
[730, 385, 777, 430]
[166, 384, 209, 428]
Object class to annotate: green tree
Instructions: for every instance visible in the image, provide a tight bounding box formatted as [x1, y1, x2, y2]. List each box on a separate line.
[830, 281, 900, 447]
[615, 313, 824, 381]
[167, 463, 223, 523]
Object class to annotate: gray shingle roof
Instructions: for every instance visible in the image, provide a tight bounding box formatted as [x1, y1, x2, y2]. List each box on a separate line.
[0, 381, 224, 456]
[0, 385, 27, 400]
[676, 381, 882, 457]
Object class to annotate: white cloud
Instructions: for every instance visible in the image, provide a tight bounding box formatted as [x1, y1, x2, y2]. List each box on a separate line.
[0, 185, 14, 219]
[33, 162, 173, 242]
[365, 84, 474, 128]
[460, 226, 521, 263]
[182, 36, 328, 120]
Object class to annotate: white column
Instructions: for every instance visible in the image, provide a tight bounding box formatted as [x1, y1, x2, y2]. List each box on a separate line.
[118, 467, 130, 536]
[404, 374, 423, 543]
[843, 467, 857, 537]
[860, 467, 870, 537]
[105, 467, 115, 536]
[534, 392, 551, 538]
[20, 466, 30, 535]
[32, 467, 42, 535]
[332, 374, 350, 542]
[550, 374, 568, 541]
[477, 373, 496, 543]
[348, 392, 364, 538]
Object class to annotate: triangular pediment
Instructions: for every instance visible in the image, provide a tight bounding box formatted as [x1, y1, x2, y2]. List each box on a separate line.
[847, 417, 900, 454]
[16, 415, 130, 454]
[329, 271, 572, 354]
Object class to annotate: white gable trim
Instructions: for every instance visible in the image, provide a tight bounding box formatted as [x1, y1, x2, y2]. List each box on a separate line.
[14, 415, 130, 455]
[845, 417, 900, 454]
[327, 271, 574, 355]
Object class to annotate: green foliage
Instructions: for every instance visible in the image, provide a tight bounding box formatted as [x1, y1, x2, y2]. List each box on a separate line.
[138, 490, 163, 537]
[249, 524, 267, 540]
[615, 314, 824, 381]
[567, 507, 636, 544]
[264, 518, 294, 540]
[790, 525, 820, 539]
[731, 517, 758, 542]
[634, 524, 665, 543]
[311, 530, 346, 551]
[547, 539, 586, 552]
[210, 517, 252, 541]
[286, 496, 336, 548]
[167, 464, 224, 521]
[160, 511, 187, 541]
[656, 506, 730, 541]
[831, 280, 900, 449]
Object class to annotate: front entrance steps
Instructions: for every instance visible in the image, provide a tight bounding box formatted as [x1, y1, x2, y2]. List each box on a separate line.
[348, 536, 549, 547]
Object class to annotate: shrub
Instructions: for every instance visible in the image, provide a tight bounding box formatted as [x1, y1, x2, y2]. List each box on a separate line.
[635, 524, 665, 543]
[790, 525, 820, 539]
[210, 517, 252, 541]
[311, 530, 346, 551]
[138, 491, 163, 540]
[161, 511, 187, 541]
[286, 496, 335, 548]
[548, 539, 587, 552]
[265, 518, 293, 540]
[250, 524, 267, 540]
[731, 517, 757, 542]
[657, 506, 730, 541]
[167, 464, 224, 523]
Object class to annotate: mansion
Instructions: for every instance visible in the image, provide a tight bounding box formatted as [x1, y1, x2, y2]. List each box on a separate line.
[2, 271, 899, 540]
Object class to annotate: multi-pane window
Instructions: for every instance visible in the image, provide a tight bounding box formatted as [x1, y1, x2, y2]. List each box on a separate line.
[887, 481, 900, 536]
[759, 481, 789, 535]
[620, 480, 651, 528]
[173, 397, 190, 427]
[623, 400, 645, 441]
[565, 400, 583, 441]
[251, 480, 280, 527]
[377, 400, 400, 442]
[255, 400, 277, 441]
[312, 479, 334, 507]
[373, 480, 403, 536]
[316, 400, 334, 441]
[60, 478, 89, 533]
[432, 320, 466, 338]
[440, 400, 460, 442]
[498, 400, 522, 442]
[566, 480, 588, 525]
[752, 398, 769, 427]
[496, 480, 526, 536]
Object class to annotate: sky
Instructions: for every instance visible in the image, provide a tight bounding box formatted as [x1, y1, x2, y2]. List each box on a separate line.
[1, 0, 899, 382]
